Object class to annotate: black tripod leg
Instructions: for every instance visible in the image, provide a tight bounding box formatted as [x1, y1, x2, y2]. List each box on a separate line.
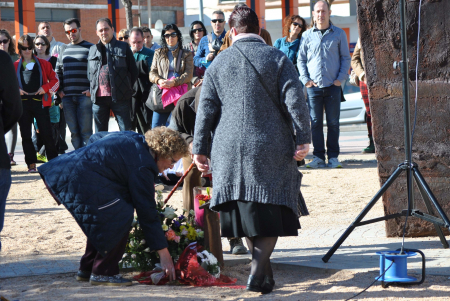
[322, 167, 404, 263]
[412, 167, 450, 248]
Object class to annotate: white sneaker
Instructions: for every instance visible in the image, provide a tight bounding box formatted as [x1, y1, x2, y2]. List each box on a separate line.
[305, 156, 326, 168]
[328, 158, 342, 168]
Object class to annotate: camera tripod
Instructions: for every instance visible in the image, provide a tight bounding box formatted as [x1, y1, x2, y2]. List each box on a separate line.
[322, 0, 450, 263]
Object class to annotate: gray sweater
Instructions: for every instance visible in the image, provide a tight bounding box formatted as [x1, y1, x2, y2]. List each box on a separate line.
[193, 38, 311, 217]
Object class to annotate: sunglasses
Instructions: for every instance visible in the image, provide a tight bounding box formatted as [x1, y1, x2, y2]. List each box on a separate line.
[0, 39, 10, 45]
[35, 42, 47, 47]
[211, 19, 225, 23]
[19, 45, 33, 51]
[292, 22, 303, 27]
[65, 28, 79, 35]
[191, 28, 204, 33]
[164, 32, 177, 39]
[118, 35, 129, 41]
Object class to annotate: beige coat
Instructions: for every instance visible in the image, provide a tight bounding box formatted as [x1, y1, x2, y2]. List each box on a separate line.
[351, 38, 365, 81]
[149, 47, 194, 89]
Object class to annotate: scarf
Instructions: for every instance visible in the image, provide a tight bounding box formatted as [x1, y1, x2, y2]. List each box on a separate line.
[231, 33, 266, 45]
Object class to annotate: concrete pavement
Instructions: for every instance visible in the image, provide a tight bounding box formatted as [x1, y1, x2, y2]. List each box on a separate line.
[4, 121, 448, 281]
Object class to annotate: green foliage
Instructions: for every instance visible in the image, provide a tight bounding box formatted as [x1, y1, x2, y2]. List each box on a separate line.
[120, 191, 205, 272]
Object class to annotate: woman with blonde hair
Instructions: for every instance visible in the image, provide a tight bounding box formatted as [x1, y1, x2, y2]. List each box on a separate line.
[38, 127, 189, 286]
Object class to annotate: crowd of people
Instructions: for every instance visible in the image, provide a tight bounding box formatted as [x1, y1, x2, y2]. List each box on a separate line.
[0, 0, 374, 294]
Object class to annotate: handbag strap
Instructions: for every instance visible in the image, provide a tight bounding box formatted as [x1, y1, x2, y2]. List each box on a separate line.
[234, 44, 296, 141]
[175, 48, 183, 74]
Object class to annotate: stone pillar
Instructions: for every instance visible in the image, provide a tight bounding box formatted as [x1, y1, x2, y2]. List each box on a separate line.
[14, 0, 35, 40]
[357, 0, 450, 237]
[246, 0, 266, 29]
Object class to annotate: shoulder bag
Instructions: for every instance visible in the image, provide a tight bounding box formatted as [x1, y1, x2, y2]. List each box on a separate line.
[146, 49, 184, 113]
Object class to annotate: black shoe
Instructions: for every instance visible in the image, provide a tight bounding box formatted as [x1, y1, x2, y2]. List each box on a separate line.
[261, 276, 275, 294]
[228, 237, 248, 255]
[246, 275, 264, 292]
[76, 270, 91, 281]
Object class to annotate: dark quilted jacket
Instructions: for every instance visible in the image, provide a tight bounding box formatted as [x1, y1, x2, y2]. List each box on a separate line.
[88, 37, 138, 103]
[38, 131, 168, 255]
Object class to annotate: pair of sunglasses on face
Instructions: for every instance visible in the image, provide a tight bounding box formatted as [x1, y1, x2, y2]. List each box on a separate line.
[65, 28, 79, 35]
[292, 22, 303, 27]
[164, 32, 178, 39]
[211, 19, 224, 23]
[118, 35, 129, 41]
[19, 45, 33, 51]
[191, 28, 204, 34]
[0, 39, 10, 45]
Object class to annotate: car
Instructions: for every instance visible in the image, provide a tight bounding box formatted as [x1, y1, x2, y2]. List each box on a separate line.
[323, 79, 366, 125]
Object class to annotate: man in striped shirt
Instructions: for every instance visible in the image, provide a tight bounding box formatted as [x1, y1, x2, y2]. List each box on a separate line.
[56, 18, 94, 149]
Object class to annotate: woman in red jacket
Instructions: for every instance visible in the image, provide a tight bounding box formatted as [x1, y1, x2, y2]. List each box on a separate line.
[14, 35, 59, 172]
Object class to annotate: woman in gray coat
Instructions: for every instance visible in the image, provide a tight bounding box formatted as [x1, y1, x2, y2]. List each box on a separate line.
[193, 7, 311, 294]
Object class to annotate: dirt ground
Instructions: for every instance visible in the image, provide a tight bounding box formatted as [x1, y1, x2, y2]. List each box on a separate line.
[1, 162, 450, 300]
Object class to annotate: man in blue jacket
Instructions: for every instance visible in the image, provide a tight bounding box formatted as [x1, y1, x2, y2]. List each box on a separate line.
[298, 0, 351, 169]
[38, 128, 188, 286]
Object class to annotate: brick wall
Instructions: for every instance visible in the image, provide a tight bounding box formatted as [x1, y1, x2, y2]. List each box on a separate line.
[0, 0, 185, 46]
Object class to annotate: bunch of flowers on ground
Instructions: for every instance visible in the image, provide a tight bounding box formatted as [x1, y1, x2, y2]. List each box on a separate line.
[120, 191, 205, 272]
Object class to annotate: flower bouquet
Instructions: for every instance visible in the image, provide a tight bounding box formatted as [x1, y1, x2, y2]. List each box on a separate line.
[120, 191, 236, 286]
[120, 191, 204, 272]
[193, 186, 212, 228]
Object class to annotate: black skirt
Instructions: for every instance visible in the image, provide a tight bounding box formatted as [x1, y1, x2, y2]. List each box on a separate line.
[214, 200, 300, 238]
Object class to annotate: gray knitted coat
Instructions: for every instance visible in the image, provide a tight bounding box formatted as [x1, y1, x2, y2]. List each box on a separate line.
[192, 38, 311, 217]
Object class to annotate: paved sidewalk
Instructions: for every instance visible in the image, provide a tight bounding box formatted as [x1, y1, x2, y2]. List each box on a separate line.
[5, 122, 447, 281]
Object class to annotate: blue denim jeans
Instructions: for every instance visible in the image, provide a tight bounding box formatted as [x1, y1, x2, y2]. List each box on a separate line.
[92, 97, 132, 132]
[151, 111, 171, 129]
[62, 95, 93, 149]
[307, 85, 341, 160]
[0, 168, 12, 251]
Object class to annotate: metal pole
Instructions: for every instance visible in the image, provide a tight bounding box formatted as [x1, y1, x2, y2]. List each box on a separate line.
[199, 0, 204, 23]
[147, 0, 152, 27]
[399, 0, 414, 208]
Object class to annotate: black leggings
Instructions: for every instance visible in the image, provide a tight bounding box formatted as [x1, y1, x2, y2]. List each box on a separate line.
[18, 100, 57, 165]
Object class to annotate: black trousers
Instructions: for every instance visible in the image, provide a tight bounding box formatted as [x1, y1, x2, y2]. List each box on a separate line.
[131, 95, 152, 134]
[58, 107, 68, 153]
[79, 232, 129, 276]
[33, 122, 60, 156]
[18, 100, 57, 166]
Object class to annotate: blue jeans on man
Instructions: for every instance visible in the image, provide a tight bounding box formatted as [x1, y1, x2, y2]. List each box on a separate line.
[0, 168, 11, 251]
[92, 97, 132, 132]
[62, 95, 93, 149]
[307, 85, 341, 161]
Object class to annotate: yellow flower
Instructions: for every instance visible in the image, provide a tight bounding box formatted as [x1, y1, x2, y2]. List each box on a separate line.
[186, 227, 197, 240]
[199, 200, 205, 206]
[162, 224, 169, 231]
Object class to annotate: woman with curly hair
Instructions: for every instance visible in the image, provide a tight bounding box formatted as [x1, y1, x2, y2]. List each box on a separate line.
[149, 24, 193, 128]
[38, 127, 189, 286]
[273, 15, 307, 75]
[0, 29, 19, 165]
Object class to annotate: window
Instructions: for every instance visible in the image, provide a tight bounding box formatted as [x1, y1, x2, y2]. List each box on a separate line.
[1, 8, 15, 21]
[141, 11, 176, 25]
[35, 8, 77, 22]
